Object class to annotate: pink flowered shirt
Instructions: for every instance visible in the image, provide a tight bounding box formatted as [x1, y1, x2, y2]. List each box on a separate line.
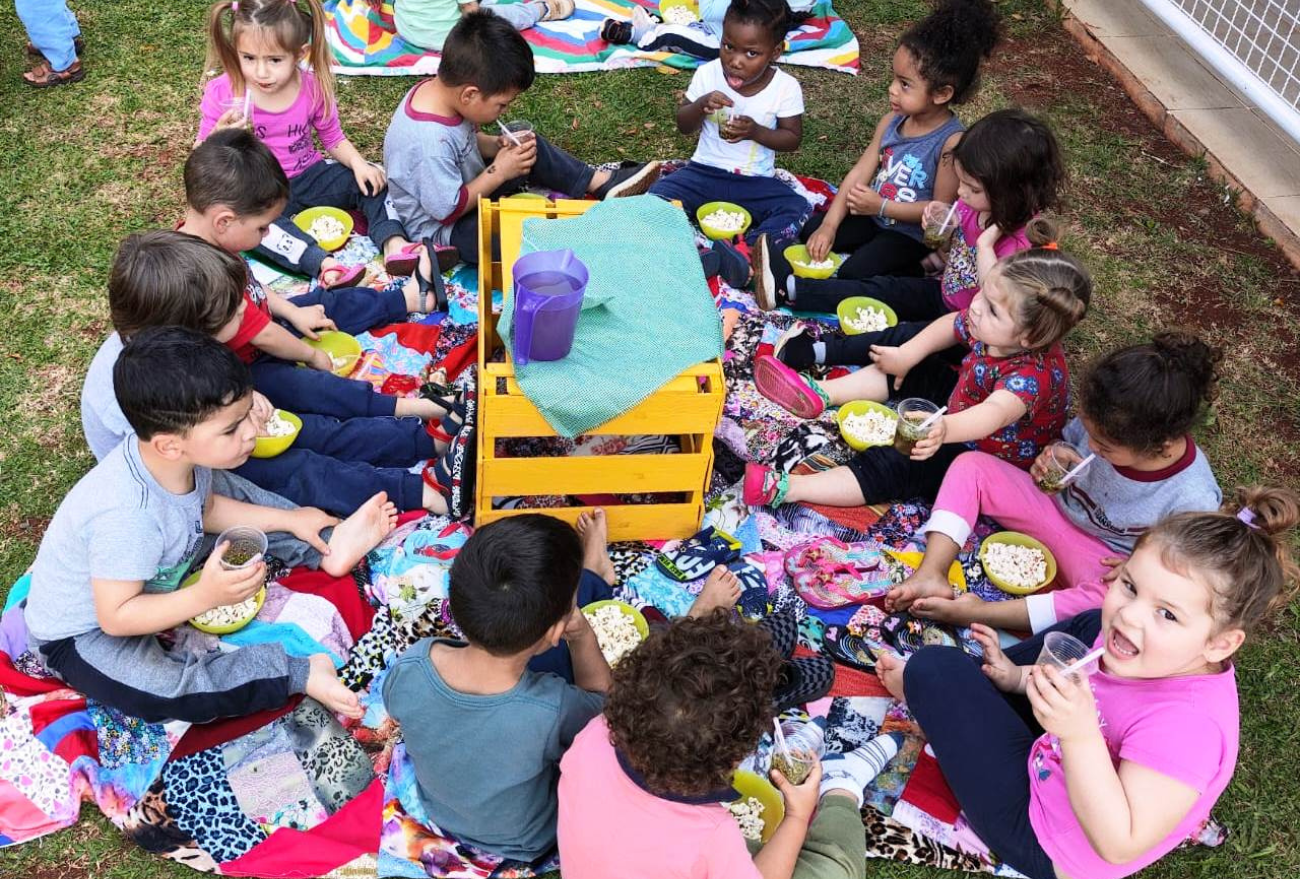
[940, 200, 1034, 311]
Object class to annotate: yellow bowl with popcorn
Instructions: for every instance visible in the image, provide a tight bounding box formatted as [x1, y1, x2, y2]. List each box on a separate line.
[979, 532, 1058, 595]
[293, 206, 353, 251]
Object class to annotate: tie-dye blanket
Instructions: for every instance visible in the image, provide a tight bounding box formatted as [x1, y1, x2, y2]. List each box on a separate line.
[324, 0, 859, 76]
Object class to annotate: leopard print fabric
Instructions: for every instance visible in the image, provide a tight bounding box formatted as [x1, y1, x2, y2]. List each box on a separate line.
[161, 748, 266, 864]
[862, 806, 991, 872]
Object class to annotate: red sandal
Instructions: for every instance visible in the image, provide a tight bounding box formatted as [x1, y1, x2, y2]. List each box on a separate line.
[23, 59, 85, 89]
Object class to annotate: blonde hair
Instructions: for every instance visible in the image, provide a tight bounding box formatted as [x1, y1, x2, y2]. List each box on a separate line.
[992, 243, 1091, 350]
[1139, 486, 1300, 634]
[204, 0, 335, 119]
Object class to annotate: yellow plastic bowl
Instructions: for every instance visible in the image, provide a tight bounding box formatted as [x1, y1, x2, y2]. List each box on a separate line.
[979, 531, 1058, 596]
[302, 331, 362, 377]
[182, 570, 266, 635]
[730, 769, 786, 844]
[659, 0, 701, 20]
[506, 191, 547, 201]
[293, 206, 354, 252]
[835, 400, 899, 452]
[252, 409, 302, 459]
[783, 244, 844, 280]
[696, 201, 752, 241]
[581, 599, 650, 640]
[836, 296, 899, 335]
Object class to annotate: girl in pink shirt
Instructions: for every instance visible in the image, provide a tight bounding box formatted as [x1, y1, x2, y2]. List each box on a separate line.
[199, 0, 436, 290]
[875, 485, 1298, 879]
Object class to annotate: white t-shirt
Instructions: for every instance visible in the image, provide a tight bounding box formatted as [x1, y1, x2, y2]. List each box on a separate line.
[684, 60, 804, 178]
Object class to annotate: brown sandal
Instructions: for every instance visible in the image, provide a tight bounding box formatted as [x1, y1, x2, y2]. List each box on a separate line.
[24, 59, 85, 89]
[25, 37, 84, 60]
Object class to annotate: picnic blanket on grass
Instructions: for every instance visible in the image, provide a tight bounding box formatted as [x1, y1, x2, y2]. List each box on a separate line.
[325, 0, 859, 76]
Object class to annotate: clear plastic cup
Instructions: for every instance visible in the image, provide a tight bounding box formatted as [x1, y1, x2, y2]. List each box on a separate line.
[222, 94, 253, 130]
[216, 526, 268, 584]
[922, 201, 958, 250]
[893, 398, 940, 457]
[1035, 442, 1082, 494]
[1036, 632, 1100, 679]
[771, 720, 825, 785]
[501, 119, 535, 145]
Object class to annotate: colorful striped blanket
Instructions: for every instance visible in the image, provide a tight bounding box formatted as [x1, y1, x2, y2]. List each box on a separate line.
[325, 0, 859, 75]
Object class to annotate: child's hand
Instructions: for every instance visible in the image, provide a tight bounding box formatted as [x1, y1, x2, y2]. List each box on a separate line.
[976, 222, 1002, 251]
[912, 591, 984, 626]
[286, 507, 340, 555]
[1100, 556, 1127, 582]
[720, 114, 757, 143]
[698, 90, 733, 116]
[909, 417, 946, 460]
[197, 541, 266, 610]
[212, 107, 247, 133]
[561, 605, 595, 643]
[251, 391, 275, 436]
[308, 348, 335, 372]
[806, 225, 836, 263]
[353, 161, 387, 197]
[771, 760, 822, 825]
[970, 623, 1027, 693]
[1029, 442, 1081, 484]
[867, 344, 914, 390]
[287, 304, 337, 341]
[460, 0, 481, 13]
[493, 138, 537, 179]
[1027, 663, 1100, 743]
[845, 183, 882, 216]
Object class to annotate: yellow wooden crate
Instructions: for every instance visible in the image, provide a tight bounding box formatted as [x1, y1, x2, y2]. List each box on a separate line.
[475, 197, 725, 541]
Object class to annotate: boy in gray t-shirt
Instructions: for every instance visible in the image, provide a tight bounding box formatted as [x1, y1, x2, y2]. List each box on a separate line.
[383, 513, 615, 861]
[27, 328, 381, 724]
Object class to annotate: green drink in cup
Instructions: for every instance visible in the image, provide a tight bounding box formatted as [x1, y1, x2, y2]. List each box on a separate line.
[893, 398, 941, 457]
[216, 526, 268, 588]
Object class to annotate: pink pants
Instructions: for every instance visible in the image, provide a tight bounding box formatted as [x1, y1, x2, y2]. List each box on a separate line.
[925, 451, 1112, 631]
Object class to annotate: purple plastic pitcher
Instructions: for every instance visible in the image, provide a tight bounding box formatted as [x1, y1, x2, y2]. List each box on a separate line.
[512, 249, 589, 366]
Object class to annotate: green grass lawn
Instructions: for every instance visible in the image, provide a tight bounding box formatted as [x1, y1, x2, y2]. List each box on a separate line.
[1, 1, 1298, 876]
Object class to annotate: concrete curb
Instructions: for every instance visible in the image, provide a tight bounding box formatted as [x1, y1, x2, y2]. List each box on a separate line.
[1047, 1, 1300, 272]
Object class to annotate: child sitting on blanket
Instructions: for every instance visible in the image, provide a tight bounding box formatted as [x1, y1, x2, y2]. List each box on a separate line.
[27, 328, 373, 724]
[648, 0, 807, 281]
[875, 487, 1299, 879]
[383, 12, 660, 266]
[896, 332, 1223, 622]
[390, 0, 574, 53]
[598, 0, 812, 63]
[556, 609, 902, 879]
[745, 245, 1091, 508]
[177, 130, 478, 518]
[199, 0, 442, 288]
[85, 230, 465, 520]
[760, 109, 1063, 319]
[383, 512, 615, 862]
[747, 0, 1000, 310]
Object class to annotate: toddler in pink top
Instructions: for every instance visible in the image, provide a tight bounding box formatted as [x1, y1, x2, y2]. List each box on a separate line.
[198, 0, 434, 290]
[874, 485, 1298, 879]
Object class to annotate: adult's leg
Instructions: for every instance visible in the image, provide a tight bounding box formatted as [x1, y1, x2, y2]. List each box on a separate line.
[526, 569, 614, 682]
[903, 647, 1057, 879]
[235, 448, 426, 516]
[209, 469, 326, 570]
[251, 360, 397, 419]
[295, 414, 436, 467]
[40, 629, 309, 725]
[15, 0, 79, 71]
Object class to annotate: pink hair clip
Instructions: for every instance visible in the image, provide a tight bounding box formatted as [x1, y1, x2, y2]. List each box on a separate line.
[231, 0, 239, 10]
[1236, 508, 1259, 530]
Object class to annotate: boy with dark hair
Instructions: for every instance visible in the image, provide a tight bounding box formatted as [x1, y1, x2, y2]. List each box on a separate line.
[83, 230, 451, 523]
[28, 328, 376, 724]
[382, 510, 616, 861]
[382, 11, 661, 263]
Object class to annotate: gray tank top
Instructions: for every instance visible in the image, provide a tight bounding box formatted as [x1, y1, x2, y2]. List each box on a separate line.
[870, 113, 966, 241]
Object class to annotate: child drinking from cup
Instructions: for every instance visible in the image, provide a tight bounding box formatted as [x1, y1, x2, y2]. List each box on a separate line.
[199, 0, 436, 287]
[894, 332, 1223, 620]
[647, 0, 808, 278]
[748, 0, 1000, 310]
[745, 246, 1091, 508]
[557, 609, 902, 879]
[874, 486, 1299, 879]
[763, 109, 1064, 322]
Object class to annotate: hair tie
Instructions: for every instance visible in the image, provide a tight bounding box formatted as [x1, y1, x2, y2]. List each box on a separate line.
[231, 0, 239, 9]
[1041, 241, 1059, 251]
[1237, 508, 1259, 530]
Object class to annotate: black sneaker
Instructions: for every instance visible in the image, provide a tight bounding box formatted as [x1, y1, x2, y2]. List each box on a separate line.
[710, 239, 751, 288]
[774, 325, 816, 371]
[750, 234, 793, 311]
[600, 18, 633, 44]
[595, 161, 662, 199]
[773, 655, 836, 713]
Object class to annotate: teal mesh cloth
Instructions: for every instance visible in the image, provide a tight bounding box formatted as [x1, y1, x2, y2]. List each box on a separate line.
[496, 196, 724, 437]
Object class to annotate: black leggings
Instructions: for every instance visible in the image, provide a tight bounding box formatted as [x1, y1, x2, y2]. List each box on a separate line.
[796, 274, 945, 322]
[903, 610, 1105, 879]
[800, 212, 930, 281]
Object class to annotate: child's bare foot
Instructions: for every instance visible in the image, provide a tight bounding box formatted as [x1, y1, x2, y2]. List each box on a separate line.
[422, 482, 450, 516]
[885, 568, 953, 612]
[875, 652, 907, 702]
[395, 396, 452, 421]
[688, 566, 742, 617]
[320, 492, 399, 576]
[306, 654, 364, 719]
[576, 509, 616, 586]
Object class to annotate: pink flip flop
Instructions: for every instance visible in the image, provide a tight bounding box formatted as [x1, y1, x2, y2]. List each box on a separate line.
[321, 264, 366, 289]
[753, 355, 826, 419]
[743, 462, 788, 507]
[384, 243, 423, 277]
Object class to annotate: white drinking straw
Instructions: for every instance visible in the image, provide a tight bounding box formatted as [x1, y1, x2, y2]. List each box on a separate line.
[499, 121, 523, 147]
[1059, 453, 1096, 487]
[241, 88, 253, 124]
[772, 718, 789, 757]
[916, 405, 948, 433]
[939, 201, 957, 231]
[1077, 645, 1106, 668]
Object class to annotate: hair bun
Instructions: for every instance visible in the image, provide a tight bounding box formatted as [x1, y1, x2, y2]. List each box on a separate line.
[1153, 330, 1222, 401]
[1234, 486, 1300, 538]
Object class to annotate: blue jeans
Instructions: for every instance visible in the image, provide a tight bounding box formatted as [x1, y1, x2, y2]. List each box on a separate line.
[259, 160, 409, 278]
[649, 161, 811, 248]
[15, 0, 80, 72]
[527, 570, 614, 683]
[903, 611, 1104, 879]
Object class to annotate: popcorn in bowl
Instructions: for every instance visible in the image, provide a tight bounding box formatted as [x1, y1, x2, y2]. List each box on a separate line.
[192, 594, 260, 629]
[583, 604, 644, 666]
[842, 305, 889, 333]
[840, 408, 896, 446]
[663, 5, 698, 23]
[330, 353, 354, 369]
[263, 409, 296, 438]
[307, 214, 347, 242]
[725, 796, 766, 841]
[982, 542, 1048, 591]
[701, 208, 748, 233]
[796, 256, 836, 270]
